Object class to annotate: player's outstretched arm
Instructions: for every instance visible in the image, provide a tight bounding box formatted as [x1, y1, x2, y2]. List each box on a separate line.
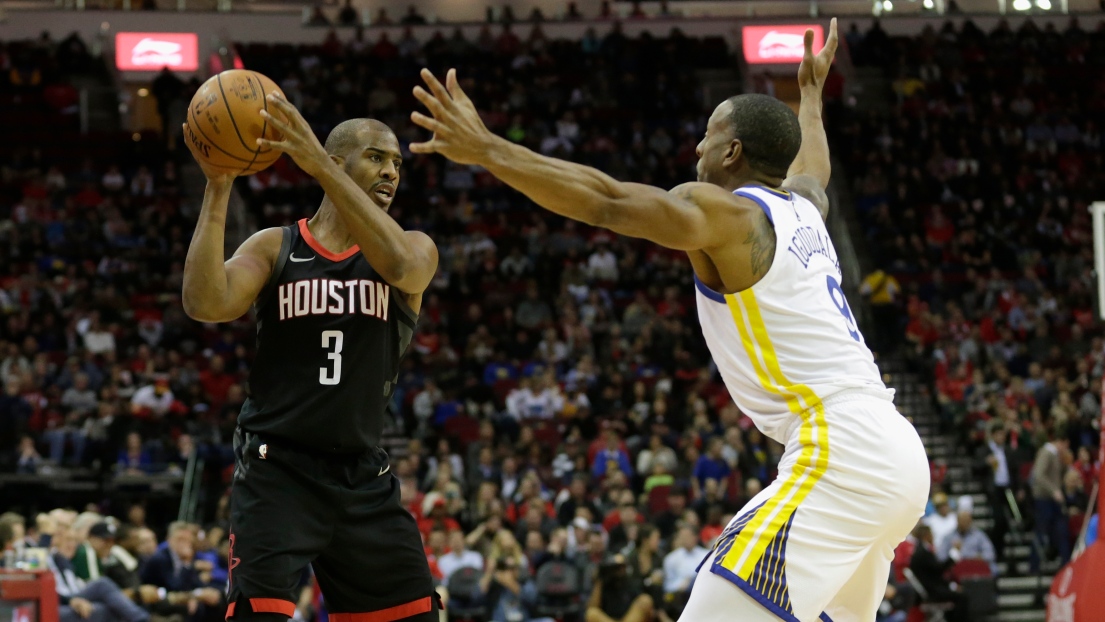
[782, 18, 838, 220]
[410, 69, 738, 252]
[257, 93, 438, 296]
[181, 125, 282, 323]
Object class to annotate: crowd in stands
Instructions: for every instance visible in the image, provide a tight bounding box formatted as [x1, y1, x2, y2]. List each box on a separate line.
[0, 15, 1103, 622]
[845, 16, 1105, 620]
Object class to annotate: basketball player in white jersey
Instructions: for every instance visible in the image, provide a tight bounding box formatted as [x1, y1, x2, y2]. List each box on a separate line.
[409, 19, 929, 622]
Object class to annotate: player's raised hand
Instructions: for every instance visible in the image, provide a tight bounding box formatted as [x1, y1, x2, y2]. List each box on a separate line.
[256, 92, 329, 177]
[797, 17, 838, 93]
[410, 68, 500, 166]
[182, 123, 237, 186]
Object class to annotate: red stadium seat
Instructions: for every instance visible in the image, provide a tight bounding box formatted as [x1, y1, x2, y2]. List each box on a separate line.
[648, 485, 672, 515]
[951, 558, 992, 581]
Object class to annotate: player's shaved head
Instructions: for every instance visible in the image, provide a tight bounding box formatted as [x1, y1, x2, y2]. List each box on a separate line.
[723, 94, 801, 179]
[324, 119, 395, 159]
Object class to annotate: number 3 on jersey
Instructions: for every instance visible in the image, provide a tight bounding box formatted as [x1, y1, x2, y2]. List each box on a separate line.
[320, 330, 344, 385]
[826, 276, 862, 342]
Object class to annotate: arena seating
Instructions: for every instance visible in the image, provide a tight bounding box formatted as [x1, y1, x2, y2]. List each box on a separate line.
[1, 16, 1102, 622]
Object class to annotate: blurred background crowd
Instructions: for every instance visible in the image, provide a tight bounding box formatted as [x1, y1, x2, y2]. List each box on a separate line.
[0, 9, 1103, 622]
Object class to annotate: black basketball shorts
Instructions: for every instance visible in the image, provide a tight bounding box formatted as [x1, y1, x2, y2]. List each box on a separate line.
[226, 427, 439, 622]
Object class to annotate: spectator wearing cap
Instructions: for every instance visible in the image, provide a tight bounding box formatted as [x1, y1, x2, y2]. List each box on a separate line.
[129, 376, 174, 418]
[419, 491, 462, 538]
[85, 522, 166, 610]
[565, 515, 593, 556]
[923, 492, 957, 551]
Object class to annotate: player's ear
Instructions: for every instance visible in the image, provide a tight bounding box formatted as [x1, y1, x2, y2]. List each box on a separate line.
[723, 139, 742, 168]
[329, 154, 344, 166]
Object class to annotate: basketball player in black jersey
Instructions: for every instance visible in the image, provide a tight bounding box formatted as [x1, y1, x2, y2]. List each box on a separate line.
[181, 93, 440, 622]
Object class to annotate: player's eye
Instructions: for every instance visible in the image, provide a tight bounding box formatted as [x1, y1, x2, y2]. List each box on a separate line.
[371, 155, 381, 162]
[394, 161, 402, 170]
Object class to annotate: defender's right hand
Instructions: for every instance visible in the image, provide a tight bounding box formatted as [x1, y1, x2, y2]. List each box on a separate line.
[182, 122, 237, 186]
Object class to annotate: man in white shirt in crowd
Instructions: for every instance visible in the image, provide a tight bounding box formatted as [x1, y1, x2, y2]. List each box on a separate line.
[924, 492, 958, 551]
[586, 241, 618, 281]
[78, 313, 116, 356]
[976, 423, 1013, 563]
[437, 530, 484, 583]
[663, 525, 708, 597]
[129, 376, 174, 417]
[505, 373, 564, 421]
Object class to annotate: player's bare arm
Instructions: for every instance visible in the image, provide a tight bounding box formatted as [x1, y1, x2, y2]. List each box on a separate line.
[181, 131, 283, 323]
[409, 69, 751, 252]
[782, 18, 838, 220]
[257, 92, 438, 297]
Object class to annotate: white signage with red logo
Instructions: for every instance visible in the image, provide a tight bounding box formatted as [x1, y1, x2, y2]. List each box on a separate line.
[115, 33, 198, 71]
[742, 25, 823, 65]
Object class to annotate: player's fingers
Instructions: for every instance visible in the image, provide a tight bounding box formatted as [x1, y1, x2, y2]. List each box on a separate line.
[259, 109, 292, 133]
[256, 138, 287, 151]
[823, 17, 839, 57]
[412, 86, 448, 118]
[266, 92, 295, 114]
[408, 140, 439, 154]
[266, 93, 303, 125]
[420, 68, 453, 105]
[445, 68, 471, 105]
[411, 110, 441, 133]
[804, 29, 814, 60]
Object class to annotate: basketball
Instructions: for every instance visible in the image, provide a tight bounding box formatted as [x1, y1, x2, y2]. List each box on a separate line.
[184, 69, 285, 176]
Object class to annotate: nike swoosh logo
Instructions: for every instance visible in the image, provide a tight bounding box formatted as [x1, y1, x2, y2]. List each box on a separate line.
[289, 254, 315, 262]
[378, 464, 390, 476]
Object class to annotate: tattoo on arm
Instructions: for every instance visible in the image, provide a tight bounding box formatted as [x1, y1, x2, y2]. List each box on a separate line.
[745, 211, 776, 278]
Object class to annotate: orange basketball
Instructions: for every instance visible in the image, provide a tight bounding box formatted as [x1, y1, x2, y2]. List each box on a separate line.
[184, 70, 285, 176]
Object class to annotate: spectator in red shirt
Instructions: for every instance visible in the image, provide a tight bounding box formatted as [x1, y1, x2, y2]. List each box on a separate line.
[418, 492, 461, 538]
[198, 355, 235, 408]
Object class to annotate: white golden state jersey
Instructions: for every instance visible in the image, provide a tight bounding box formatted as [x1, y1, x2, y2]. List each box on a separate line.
[694, 185, 893, 443]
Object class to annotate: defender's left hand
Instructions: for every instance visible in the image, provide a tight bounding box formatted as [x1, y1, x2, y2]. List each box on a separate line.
[257, 93, 330, 177]
[410, 68, 500, 166]
[797, 17, 838, 92]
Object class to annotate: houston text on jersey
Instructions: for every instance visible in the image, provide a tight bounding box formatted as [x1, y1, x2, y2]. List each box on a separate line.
[277, 278, 390, 321]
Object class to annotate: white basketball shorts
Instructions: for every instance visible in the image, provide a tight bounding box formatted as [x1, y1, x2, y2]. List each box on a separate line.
[679, 389, 930, 622]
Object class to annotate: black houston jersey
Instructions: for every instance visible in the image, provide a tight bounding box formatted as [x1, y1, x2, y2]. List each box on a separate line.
[238, 219, 417, 453]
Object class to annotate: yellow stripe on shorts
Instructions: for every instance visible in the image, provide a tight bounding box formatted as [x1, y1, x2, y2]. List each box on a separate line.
[720, 289, 830, 581]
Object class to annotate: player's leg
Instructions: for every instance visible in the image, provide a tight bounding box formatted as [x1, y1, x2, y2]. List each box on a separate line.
[820, 541, 895, 622]
[313, 452, 440, 622]
[695, 395, 930, 621]
[678, 563, 782, 622]
[676, 461, 798, 622]
[781, 398, 930, 619]
[227, 429, 332, 622]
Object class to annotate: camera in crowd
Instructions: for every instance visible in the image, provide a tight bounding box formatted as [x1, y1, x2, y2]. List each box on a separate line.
[598, 554, 628, 584]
